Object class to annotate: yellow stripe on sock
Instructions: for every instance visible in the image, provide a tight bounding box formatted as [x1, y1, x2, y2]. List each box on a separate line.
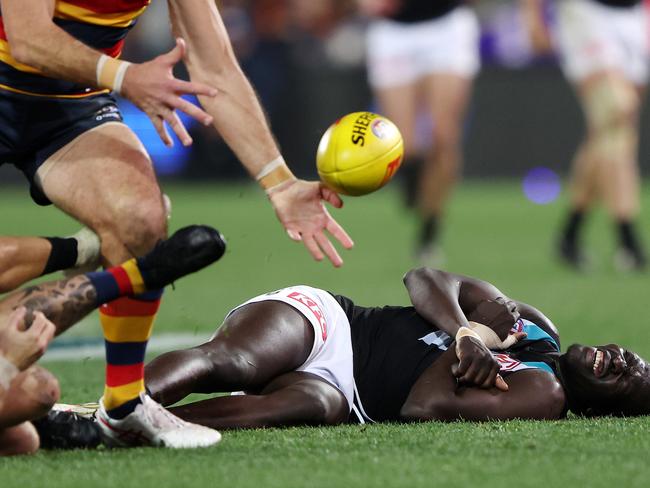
[122, 259, 147, 295]
[100, 313, 154, 343]
[103, 379, 145, 409]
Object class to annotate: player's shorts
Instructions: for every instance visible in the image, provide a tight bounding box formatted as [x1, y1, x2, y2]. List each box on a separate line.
[365, 6, 480, 89]
[554, 0, 649, 84]
[226, 285, 355, 413]
[0, 89, 123, 205]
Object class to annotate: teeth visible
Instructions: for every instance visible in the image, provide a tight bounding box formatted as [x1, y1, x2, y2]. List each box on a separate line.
[593, 350, 604, 374]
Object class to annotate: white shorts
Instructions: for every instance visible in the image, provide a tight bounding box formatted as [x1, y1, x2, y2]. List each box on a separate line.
[226, 286, 354, 412]
[554, 0, 649, 84]
[366, 6, 480, 89]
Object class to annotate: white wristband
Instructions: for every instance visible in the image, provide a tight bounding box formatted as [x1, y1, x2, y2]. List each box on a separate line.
[96, 54, 132, 95]
[0, 354, 19, 391]
[255, 156, 285, 181]
[455, 326, 484, 357]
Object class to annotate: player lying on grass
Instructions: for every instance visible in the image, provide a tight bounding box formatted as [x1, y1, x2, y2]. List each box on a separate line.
[138, 268, 649, 428]
[0, 225, 226, 455]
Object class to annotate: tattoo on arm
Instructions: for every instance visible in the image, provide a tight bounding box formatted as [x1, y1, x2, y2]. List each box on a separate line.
[13, 277, 98, 335]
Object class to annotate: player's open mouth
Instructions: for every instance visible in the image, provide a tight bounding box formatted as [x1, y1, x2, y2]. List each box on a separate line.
[593, 349, 604, 376]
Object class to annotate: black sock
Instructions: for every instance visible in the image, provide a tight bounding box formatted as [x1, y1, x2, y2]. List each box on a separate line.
[562, 210, 585, 245]
[618, 221, 643, 253]
[42, 237, 78, 275]
[401, 156, 424, 208]
[420, 216, 439, 248]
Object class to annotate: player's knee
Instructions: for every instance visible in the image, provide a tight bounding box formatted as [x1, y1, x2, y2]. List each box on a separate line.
[301, 382, 348, 425]
[585, 81, 639, 132]
[104, 194, 167, 256]
[0, 423, 40, 456]
[433, 123, 462, 154]
[20, 367, 60, 418]
[203, 346, 258, 387]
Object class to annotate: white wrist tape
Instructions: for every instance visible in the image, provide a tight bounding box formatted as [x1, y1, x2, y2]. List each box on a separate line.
[96, 54, 132, 95]
[455, 326, 484, 357]
[255, 156, 296, 193]
[0, 354, 19, 391]
[467, 321, 519, 350]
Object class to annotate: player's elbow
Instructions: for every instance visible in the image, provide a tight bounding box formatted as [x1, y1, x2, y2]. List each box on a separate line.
[6, 29, 46, 66]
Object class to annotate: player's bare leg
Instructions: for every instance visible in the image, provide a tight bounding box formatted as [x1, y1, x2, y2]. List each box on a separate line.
[169, 372, 348, 430]
[417, 72, 473, 263]
[146, 301, 348, 428]
[146, 302, 315, 404]
[375, 81, 420, 207]
[559, 71, 645, 270]
[35, 122, 175, 438]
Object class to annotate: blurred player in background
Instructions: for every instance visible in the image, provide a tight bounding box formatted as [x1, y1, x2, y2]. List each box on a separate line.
[0, 0, 353, 445]
[358, 0, 480, 263]
[526, 0, 648, 270]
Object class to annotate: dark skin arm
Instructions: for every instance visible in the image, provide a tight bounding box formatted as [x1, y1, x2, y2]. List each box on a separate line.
[400, 347, 567, 422]
[403, 267, 559, 390]
[404, 267, 558, 341]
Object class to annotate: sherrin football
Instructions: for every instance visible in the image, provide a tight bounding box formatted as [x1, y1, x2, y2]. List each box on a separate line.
[316, 112, 403, 196]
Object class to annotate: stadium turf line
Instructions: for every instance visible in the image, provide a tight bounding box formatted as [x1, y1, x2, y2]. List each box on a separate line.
[0, 182, 649, 487]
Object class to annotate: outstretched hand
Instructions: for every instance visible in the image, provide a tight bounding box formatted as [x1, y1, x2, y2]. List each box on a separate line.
[121, 38, 218, 147]
[0, 307, 55, 371]
[268, 180, 354, 267]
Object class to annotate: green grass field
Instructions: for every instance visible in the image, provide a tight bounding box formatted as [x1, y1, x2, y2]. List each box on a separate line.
[1, 181, 649, 487]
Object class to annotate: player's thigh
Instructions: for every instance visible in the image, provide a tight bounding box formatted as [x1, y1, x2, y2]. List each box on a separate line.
[205, 301, 316, 379]
[0, 422, 39, 456]
[576, 72, 640, 131]
[0, 366, 60, 429]
[37, 122, 167, 261]
[421, 73, 473, 145]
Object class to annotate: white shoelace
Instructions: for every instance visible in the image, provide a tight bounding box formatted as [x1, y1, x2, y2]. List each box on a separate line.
[141, 396, 188, 430]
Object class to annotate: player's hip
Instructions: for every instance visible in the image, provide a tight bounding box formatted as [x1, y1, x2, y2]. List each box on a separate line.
[225, 286, 356, 412]
[0, 89, 124, 205]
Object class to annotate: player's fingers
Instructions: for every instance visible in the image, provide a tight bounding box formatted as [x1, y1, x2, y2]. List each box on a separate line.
[151, 114, 173, 147]
[7, 307, 27, 331]
[325, 216, 354, 250]
[171, 78, 218, 98]
[164, 111, 192, 146]
[471, 363, 491, 387]
[302, 234, 324, 262]
[459, 360, 485, 385]
[495, 374, 509, 392]
[167, 95, 213, 126]
[320, 185, 344, 208]
[286, 229, 302, 242]
[454, 355, 471, 377]
[315, 231, 343, 268]
[480, 364, 500, 389]
[26, 311, 47, 337]
[161, 38, 185, 66]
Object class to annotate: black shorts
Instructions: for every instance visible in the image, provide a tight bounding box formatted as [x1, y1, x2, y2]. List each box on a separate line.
[0, 89, 123, 205]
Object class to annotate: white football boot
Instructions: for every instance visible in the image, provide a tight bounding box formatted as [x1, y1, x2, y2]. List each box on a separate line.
[96, 392, 222, 448]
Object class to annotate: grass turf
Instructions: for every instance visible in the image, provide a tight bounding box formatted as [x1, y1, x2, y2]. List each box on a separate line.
[1, 181, 649, 486]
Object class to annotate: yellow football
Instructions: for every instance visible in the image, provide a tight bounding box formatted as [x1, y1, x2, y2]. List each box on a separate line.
[316, 112, 403, 196]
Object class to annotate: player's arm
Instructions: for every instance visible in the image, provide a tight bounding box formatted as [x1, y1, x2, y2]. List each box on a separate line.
[167, 0, 354, 267]
[403, 267, 515, 337]
[0, 0, 217, 146]
[400, 347, 566, 422]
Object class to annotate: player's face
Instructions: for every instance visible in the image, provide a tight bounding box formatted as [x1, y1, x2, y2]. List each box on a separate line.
[562, 343, 650, 416]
